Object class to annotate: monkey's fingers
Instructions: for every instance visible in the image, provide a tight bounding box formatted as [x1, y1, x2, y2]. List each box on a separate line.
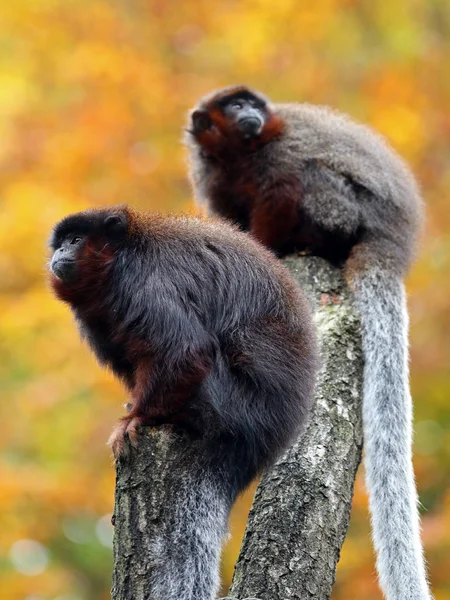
[107, 416, 143, 458]
[124, 416, 143, 448]
[107, 420, 130, 458]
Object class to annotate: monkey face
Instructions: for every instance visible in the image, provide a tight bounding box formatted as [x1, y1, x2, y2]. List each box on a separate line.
[221, 95, 266, 138]
[190, 88, 268, 139]
[50, 234, 84, 281]
[188, 86, 283, 155]
[49, 210, 128, 283]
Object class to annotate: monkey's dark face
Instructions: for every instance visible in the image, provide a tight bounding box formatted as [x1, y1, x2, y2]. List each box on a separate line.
[50, 234, 84, 282]
[189, 87, 284, 156]
[191, 89, 269, 141]
[49, 209, 128, 283]
[220, 94, 266, 138]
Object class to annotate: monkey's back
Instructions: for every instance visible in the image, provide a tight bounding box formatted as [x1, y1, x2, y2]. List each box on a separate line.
[272, 103, 423, 230]
[141, 217, 317, 454]
[141, 214, 310, 326]
[129, 214, 318, 483]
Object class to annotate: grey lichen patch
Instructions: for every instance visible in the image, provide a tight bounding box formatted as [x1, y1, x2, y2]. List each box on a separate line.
[229, 256, 364, 600]
[283, 256, 348, 301]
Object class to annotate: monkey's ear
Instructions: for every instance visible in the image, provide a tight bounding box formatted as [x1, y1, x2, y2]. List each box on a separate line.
[104, 213, 128, 239]
[191, 110, 213, 134]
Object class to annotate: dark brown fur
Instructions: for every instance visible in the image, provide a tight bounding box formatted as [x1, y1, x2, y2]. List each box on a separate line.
[49, 206, 317, 496]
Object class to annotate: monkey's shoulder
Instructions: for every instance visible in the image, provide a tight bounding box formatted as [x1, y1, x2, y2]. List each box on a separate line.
[138, 215, 301, 301]
[272, 103, 420, 202]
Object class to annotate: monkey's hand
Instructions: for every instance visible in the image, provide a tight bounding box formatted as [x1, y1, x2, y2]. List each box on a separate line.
[108, 415, 144, 458]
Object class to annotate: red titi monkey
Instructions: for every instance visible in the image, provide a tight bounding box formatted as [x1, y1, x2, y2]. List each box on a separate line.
[185, 85, 431, 600]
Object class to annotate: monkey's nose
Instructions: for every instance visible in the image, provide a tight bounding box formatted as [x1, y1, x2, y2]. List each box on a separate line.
[237, 117, 262, 137]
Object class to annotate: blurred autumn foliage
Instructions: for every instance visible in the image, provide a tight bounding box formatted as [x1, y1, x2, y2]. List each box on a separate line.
[0, 0, 449, 598]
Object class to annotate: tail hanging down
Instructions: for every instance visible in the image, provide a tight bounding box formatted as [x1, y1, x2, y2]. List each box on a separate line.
[355, 270, 432, 600]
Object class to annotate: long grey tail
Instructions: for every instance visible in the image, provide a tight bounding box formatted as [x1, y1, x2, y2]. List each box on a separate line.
[148, 467, 229, 600]
[354, 271, 432, 600]
[112, 434, 231, 600]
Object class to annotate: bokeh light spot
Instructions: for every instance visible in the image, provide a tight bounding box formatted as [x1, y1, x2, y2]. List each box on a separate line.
[9, 539, 49, 576]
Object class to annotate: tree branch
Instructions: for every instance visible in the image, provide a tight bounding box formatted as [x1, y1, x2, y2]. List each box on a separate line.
[228, 256, 364, 600]
[111, 429, 231, 600]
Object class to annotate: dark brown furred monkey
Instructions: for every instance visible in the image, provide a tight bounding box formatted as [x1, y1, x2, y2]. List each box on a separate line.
[49, 205, 317, 600]
[185, 86, 431, 600]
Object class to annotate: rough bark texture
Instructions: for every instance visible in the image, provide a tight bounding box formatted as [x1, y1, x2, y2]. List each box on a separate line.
[112, 430, 230, 600]
[111, 256, 364, 600]
[227, 256, 364, 600]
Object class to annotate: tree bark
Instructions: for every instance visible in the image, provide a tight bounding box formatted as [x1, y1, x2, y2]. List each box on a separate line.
[111, 430, 231, 600]
[111, 256, 364, 600]
[227, 256, 364, 600]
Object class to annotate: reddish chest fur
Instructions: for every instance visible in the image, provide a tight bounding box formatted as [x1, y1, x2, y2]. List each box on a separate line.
[51, 239, 152, 379]
[207, 150, 305, 255]
[50, 239, 115, 313]
[208, 157, 260, 229]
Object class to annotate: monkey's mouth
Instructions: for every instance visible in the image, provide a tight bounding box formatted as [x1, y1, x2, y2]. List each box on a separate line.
[50, 259, 76, 282]
[237, 117, 263, 138]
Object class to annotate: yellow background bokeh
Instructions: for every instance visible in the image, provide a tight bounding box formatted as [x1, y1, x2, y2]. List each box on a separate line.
[0, 1, 449, 598]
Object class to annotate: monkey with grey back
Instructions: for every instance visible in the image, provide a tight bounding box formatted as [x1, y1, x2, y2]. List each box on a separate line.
[185, 86, 432, 600]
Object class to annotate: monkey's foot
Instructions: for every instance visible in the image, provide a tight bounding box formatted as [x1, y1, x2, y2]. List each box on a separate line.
[107, 416, 143, 458]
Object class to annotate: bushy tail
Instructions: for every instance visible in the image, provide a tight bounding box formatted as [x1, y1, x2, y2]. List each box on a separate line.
[354, 271, 432, 600]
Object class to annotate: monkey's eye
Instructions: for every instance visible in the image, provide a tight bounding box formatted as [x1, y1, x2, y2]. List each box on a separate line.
[231, 101, 243, 110]
[70, 236, 83, 245]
